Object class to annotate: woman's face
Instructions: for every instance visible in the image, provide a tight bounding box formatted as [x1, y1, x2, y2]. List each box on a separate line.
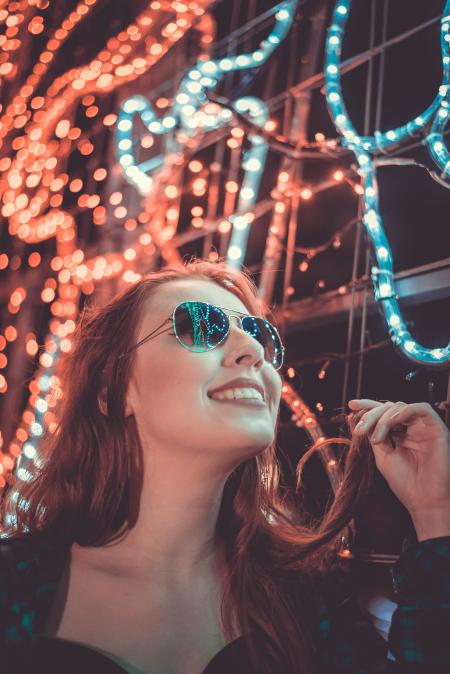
[125, 278, 283, 472]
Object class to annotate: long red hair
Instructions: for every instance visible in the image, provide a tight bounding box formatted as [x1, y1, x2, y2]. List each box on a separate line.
[0, 257, 379, 674]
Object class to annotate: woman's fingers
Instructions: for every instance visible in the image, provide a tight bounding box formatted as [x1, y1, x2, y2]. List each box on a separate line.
[348, 398, 383, 411]
[347, 399, 388, 434]
[369, 402, 408, 444]
[351, 400, 399, 436]
[385, 402, 446, 428]
[347, 400, 447, 447]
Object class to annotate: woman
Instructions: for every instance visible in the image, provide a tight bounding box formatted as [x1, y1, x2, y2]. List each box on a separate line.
[0, 257, 449, 674]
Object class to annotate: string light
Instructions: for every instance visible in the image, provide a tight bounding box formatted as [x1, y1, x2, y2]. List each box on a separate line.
[325, 0, 450, 365]
[318, 360, 331, 380]
[116, 2, 297, 270]
[0, 1, 215, 492]
[282, 381, 342, 493]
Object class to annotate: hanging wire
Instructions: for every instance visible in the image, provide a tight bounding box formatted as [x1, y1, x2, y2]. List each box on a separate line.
[212, 1, 292, 55]
[266, 11, 442, 114]
[356, 0, 390, 397]
[290, 216, 360, 256]
[355, 0, 388, 398]
[290, 337, 392, 368]
[280, 13, 303, 343]
[340, 0, 379, 412]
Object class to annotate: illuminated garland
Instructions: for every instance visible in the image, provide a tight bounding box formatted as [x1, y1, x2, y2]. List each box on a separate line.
[428, 8, 450, 176]
[325, 0, 450, 365]
[0, 1, 216, 492]
[116, 1, 298, 268]
[280, 380, 340, 491]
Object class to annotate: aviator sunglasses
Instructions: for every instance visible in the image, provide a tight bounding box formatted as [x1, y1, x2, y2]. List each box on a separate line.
[119, 301, 285, 371]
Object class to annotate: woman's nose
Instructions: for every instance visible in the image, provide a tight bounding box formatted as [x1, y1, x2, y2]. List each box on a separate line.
[224, 318, 265, 366]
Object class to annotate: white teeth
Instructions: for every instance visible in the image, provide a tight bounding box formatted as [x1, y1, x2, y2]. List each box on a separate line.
[211, 387, 264, 401]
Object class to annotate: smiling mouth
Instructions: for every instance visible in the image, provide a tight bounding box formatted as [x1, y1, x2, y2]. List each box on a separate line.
[210, 396, 267, 407]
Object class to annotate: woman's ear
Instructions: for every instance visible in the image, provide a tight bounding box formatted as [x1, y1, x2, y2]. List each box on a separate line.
[123, 382, 135, 417]
[97, 386, 133, 417]
[124, 396, 133, 417]
[98, 369, 134, 417]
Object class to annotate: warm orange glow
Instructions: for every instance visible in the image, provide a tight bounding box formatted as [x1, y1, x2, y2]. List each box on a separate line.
[156, 97, 169, 108]
[192, 178, 206, 191]
[141, 134, 154, 148]
[114, 205, 127, 219]
[264, 119, 276, 132]
[85, 105, 99, 118]
[109, 191, 123, 205]
[41, 288, 56, 303]
[55, 119, 70, 138]
[94, 167, 107, 181]
[166, 207, 179, 220]
[188, 160, 202, 173]
[70, 178, 83, 192]
[93, 205, 106, 222]
[225, 180, 238, 194]
[26, 339, 39, 356]
[79, 141, 94, 155]
[218, 220, 231, 233]
[86, 195, 100, 208]
[165, 185, 178, 198]
[4, 326, 18, 341]
[103, 113, 117, 126]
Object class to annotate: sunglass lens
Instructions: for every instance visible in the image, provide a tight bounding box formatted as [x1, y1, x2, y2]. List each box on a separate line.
[174, 302, 228, 351]
[242, 316, 284, 370]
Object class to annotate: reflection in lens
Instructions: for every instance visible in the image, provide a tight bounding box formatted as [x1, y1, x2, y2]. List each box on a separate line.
[175, 302, 228, 351]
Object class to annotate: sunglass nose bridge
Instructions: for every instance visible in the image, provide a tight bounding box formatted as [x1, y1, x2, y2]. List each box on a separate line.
[228, 314, 242, 329]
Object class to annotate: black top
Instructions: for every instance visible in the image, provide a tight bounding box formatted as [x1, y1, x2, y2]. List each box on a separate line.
[1, 531, 450, 673]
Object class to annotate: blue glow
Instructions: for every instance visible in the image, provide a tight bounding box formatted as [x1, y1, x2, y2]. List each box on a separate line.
[325, 0, 450, 155]
[324, 0, 450, 365]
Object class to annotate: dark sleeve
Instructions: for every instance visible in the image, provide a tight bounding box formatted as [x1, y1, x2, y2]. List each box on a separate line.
[319, 536, 450, 674]
[387, 535, 450, 671]
[0, 533, 67, 646]
[0, 536, 39, 645]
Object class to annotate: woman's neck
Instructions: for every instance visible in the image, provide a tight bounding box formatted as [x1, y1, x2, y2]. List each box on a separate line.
[74, 458, 230, 583]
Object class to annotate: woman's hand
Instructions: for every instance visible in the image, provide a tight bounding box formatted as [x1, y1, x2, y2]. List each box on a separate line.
[348, 399, 450, 541]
